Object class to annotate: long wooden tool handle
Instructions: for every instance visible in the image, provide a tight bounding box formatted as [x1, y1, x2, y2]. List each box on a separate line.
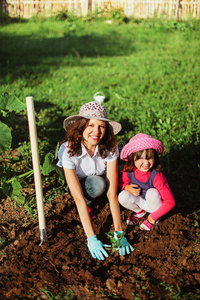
[26, 97, 47, 240]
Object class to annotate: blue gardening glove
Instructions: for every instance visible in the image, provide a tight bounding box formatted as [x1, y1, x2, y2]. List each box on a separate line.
[114, 231, 134, 256]
[87, 235, 110, 260]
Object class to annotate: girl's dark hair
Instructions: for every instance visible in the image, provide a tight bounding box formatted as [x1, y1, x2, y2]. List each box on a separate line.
[61, 117, 117, 158]
[124, 148, 161, 172]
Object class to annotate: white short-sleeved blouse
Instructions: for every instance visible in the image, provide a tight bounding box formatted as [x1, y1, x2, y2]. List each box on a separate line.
[57, 142, 119, 180]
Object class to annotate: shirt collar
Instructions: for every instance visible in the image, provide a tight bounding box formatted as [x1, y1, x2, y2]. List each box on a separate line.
[80, 143, 99, 158]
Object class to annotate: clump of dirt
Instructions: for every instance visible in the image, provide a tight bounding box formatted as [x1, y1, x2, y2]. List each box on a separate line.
[0, 175, 200, 299]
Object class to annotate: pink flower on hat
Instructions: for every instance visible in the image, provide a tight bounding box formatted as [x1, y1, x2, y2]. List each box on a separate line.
[120, 133, 164, 161]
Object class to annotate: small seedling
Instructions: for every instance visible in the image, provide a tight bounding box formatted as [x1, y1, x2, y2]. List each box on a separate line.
[105, 231, 126, 253]
[0, 238, 7, 247]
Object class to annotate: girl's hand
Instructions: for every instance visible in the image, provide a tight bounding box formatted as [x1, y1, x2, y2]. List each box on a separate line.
[125, 184, 141, 196]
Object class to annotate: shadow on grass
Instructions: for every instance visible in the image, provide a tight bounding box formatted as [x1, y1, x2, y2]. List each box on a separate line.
[0, 29, 135, 83]
[163, 144, 200, 216]
[0, 12, 27, 25]
[4, 100, 66, 153]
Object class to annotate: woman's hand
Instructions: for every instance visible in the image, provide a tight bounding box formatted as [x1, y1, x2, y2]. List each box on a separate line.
[87, 235, 110, 260]
[114, 231, 134, 256]
[125, 184, 141, 196]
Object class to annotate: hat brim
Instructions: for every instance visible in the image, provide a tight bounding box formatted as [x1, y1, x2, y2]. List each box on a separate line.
[63, 115, 121, 135]
[120, 139, 164, 161]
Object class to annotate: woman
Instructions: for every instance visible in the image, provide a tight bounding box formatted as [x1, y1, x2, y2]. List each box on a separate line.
[57, 101, 133, 260]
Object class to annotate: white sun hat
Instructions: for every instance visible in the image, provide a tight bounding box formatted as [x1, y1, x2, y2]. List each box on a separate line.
[63, 101, 122, 135]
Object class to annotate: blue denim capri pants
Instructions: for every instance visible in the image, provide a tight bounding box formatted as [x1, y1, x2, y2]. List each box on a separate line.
[80, 175, 107, 206]
[66, 175, 107, 207]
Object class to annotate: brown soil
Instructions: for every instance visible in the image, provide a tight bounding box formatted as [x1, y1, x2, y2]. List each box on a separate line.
[0, 175, 200, 300]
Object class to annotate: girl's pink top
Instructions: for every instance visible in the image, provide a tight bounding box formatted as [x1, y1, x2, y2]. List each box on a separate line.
[120, 167, 175, 221]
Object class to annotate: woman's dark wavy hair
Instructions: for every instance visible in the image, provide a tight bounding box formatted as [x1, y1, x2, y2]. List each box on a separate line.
[124, 148, 161, 172]
[61, 117, 117, 158]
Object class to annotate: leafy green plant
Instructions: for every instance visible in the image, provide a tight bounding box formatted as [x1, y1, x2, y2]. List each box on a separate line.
[41, 286, 77, 299]
[0, 93, 27, 206]
[109, 8, 128, 25]
[0, 120, 65, 207]
[106, 231, 125, 252]
[0, 93, 25, 153]
[160, 282, 182, 299]
[55, 8, 69, 21]
[41, 142, 65, 184]
[131, 293, 140, 300]
[2, 177, 26, 207]
[0, 237, 7, 248]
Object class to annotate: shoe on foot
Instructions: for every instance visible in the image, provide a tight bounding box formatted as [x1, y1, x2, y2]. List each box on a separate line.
[87, 206, 96, 220]
[140, 220, 155, 231]
[126, 210, 147, 225]
[126, 215, 140, 225]
[135, 209, 147, 218]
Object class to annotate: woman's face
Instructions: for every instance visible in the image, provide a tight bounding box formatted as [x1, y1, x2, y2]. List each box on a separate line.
[82, 119, 106, 148]
[134, 149, 155, 172]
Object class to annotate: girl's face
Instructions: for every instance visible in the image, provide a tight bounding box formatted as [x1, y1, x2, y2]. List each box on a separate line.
[82, 119, 106, 148]
[134, 149, 155, 172]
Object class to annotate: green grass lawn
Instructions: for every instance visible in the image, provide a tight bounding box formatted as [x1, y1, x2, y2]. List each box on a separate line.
[0, 17, 200, 177]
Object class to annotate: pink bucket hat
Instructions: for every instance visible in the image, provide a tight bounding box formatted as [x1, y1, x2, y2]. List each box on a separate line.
[120, 133, 164, 161]
[63, 101, 121, 135]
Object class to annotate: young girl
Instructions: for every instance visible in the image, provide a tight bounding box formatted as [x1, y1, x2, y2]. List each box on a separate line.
[118, 133, 175, 231]
[57, 101, 134, 260]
